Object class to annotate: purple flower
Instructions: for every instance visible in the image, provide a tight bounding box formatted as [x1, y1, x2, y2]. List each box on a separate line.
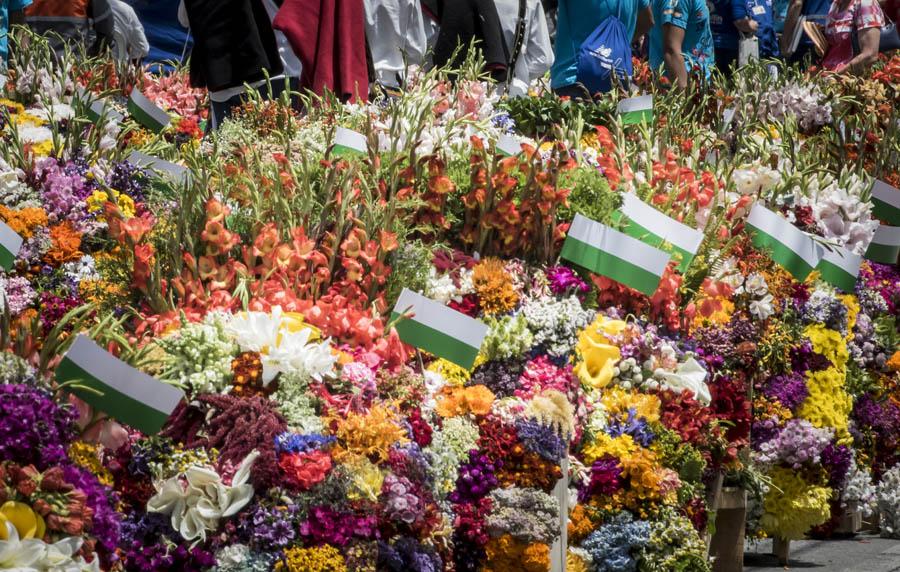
[516, 419, 567, 461]
[580, 455, 623, 501]
[62, 464, 122, 554]
[300, 505, 377, 546]
[821, 442, 852, 488]
[2, 276, 37, 315]
[762, 373, 808, 411]
[546, 265, 590, 297]
[0, 384, 76, 469]
[606, 408, 655, 447]
[449, 450, 500, 503]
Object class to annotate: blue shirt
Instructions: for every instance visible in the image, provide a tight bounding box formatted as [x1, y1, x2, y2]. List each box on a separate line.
[551, 0, 649, 88]
[649, 0, 715, 75]
[797, 0, 830, 48]
[709, 0, 740, 50]
[0, 0, 31, 67]
[746, 0, 779, 57]
[710, 0, 779, 56]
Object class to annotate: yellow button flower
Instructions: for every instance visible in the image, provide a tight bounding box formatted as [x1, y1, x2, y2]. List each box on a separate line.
[0, 501, 46, 540]
[86, 190, 109, 213]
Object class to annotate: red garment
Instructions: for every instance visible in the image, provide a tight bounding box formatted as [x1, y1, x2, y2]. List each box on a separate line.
[273, 0, 369, 102]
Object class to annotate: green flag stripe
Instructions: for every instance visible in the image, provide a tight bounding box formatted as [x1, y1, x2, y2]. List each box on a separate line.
[57, 357, 172, 434]
[620, 109, 652, 125]
[128, 97, 168, 133]
[872, 197, 900, 225]
[817, 259, 857, 291]
[865, 242, 900, 264]
[748, 225, 817, 280]
[617, 215, 695, 272]
[391, 312, 480, 369]
[561, 236, 662, 296]
[332, 144, 366, 156]
[0, 246, 14, 271]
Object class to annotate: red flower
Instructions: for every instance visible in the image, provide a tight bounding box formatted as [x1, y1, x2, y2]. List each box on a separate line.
[279, 450, 333, 490]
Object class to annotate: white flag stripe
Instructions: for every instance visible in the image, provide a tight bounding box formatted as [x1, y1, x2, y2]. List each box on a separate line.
[0, 220, 23, 257]
[821, 246, 862, 275]
[621, 194, 704, 253]
[128, 151, 190, 183]
[334, 127, 367, 151]
[130, 90, 170, 127]
[872, 224, 900, 245]
[873, 180, 900, 209]
[395, 289, 488, 349]
[568, 214, 671, 276]
[497, 134, 522, 156]
[747, 204, 823, 269]
[66, 336, 184, 413]
[617, 95, 653, 114]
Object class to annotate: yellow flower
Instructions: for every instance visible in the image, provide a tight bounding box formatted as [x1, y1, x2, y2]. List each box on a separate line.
[341, 454, 385, 502]
[278, 545, 347, 572]
[281, 312, 320, 341]
[86, 190, 109, 213]
[601, 387, 661, 423]
[574, 316, 626, 389]
[760, 467, 831, 540]
[14, 112, 45, 127]
[583, 433, 637, 464]
[117, 193, 136, 218]
[0, 501, 46, 540]
[840, 294, 859, 340]
[30, 140, 53, 157]
[427, 358, 471, 387]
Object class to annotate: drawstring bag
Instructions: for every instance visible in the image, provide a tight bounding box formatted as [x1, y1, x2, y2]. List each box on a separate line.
[575, 0, 632, 94]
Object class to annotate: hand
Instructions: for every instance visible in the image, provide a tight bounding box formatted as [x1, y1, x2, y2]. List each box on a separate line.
[734, 18, 759, 34]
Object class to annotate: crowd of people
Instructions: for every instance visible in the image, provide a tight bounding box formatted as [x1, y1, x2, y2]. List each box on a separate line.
[0, 0, 897, 121]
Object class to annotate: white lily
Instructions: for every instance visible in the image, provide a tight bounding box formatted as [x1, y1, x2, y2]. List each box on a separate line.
[147, 451, 259, 542]
[0, 522, 99, 572]
[655, 357, 711, 405]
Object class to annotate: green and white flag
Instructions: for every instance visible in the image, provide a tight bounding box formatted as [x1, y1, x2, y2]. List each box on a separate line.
[128, 151, 191, 185]
[561, 213, 671, 296]
[617, 194, 704, 272]
[57, 335, 184, 434]
[496, 134, 523, 156]
[84, 98, 124, 123]
[871, 180, 900, 225]
[127, 89, 170, 133]
[617, 95, 653, 125]
[865, 224, 900, 264]
[816, 246, 862, 292]
[391, 288, 488, 370]
[0, 219, 23, 271]
[746, 204, 823, 280]
[333, 127, 367, 156]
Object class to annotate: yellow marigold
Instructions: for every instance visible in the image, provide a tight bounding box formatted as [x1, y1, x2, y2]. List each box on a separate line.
[619, 447, 662, 501]
[30, 140, 53, 157]
[86, 190, 109, 213]
[583, 433, 637, 464]
[68, 442, 114, 486]
[567, 504, 595, 542]
[760, 466, 831, 540]
[567, 550, 591, 572]
[484, 535, 550, 572]
[601, 387, 660, 423]
[472, 258, 518, 315]
[333, 405, 408, 463]
[427, 358, 471, 386]
[277, 545, 347, 572]
[117, 193, 136, 218]
[0, 205, 48, 239]
[14, 112, 45, 127]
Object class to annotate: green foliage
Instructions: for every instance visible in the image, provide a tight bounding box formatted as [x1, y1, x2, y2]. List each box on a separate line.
[499, 92, 614, 139]
[558, 167, 620, 225]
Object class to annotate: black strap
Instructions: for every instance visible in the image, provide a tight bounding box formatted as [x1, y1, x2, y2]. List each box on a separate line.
[507, 0, 528, 88]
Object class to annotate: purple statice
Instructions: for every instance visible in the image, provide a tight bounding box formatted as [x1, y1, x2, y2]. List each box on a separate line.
[241, 503, 297, 549]
[273, 432, 335, 454]
[761, 373, 808, 411]
[17, 227, 51, 264]
[62, 464, 122, 554]
[802, 290, 848, 333]
[0, 384, 76, 469]
[108, 160, 148, 203]
[856, 286, 889, 316]
[546, 265, 591, 298]
[378, 537, 442, 572]
[853, 394, 900, 439]
[754, 418, 833, 469]
[32, 158, 89, 225]
[2, 275, 37, 315]
[516, 418, 567, 461]
[381, 474, 426, 525]
[580, 456, 624, 501]
[300, 505, 377, 546]
[606, 408, 655, 447]
[821, 442, 852, 488]
[468, 358, 524, 398]
[449, 450, 500, 503]
[728, 314, 759, 346]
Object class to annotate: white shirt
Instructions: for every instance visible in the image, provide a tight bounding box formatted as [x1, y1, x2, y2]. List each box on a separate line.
[363, 0, 427, 87]
[177, 0, 301, 102]
[494, 0, 553, 97]
[110, 0, 150, 61]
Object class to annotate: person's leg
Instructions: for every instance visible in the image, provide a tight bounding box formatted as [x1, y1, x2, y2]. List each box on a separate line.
[208, 94, 244, 132]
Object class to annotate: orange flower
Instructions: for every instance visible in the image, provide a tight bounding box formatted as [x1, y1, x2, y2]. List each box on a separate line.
[887, 351, 900, 372]
[472, 258, 518, 315]
[435, 385, 495, 417]
[43, 222, 83, 266]
[0, 206, 48, 238]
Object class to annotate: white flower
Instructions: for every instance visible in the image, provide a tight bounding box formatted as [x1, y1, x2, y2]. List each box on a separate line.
[0, 522, 99, 572]
[147, 451, 259, 541]
[17, 126, 52, 144]
[743, 273, 769, 297]
[227, 306, 336, 385]
[749, 294, 776, 321]
[31, 103, 75, 122]
[653, 357, 711, 404]
[425, 268, 458, 304]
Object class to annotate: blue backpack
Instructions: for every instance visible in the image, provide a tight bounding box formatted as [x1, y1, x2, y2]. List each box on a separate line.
[575, 2, 633, 95]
